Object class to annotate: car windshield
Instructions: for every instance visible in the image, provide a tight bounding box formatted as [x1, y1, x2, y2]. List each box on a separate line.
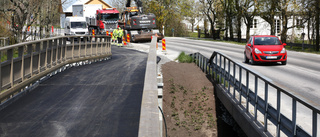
[71, 22, 87, 29]
[101, 13, 119, 21]
[254, 37, 282, 45]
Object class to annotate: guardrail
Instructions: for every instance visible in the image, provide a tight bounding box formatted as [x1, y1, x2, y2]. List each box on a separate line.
[138, 36, 160, 137]
[191, 52, 319, 137]
[0, 37, 9, 47]
[0, 35, 112, 104]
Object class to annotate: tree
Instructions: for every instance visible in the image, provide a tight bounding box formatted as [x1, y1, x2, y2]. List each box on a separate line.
[315, 0, 319, 51]
[38, 0, 61, 38]
[242, 0, 259, 41]
[143, 0, 168, 34]
[234, 0, 243, 42]
[142, 0, 190, 37]
[180, 0, 199, 32]
[259, 0, 278, 35]
[199, 0, 216, 39]
[0, 0, 42, 43]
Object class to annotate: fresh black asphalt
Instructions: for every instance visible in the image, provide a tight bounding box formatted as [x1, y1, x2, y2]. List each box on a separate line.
[0, 46, 147, 137]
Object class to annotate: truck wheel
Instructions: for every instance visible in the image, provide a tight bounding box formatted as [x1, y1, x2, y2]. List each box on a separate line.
[131, 35, 136, 43]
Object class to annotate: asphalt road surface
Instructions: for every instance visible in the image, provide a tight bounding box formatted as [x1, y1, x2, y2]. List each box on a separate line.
[0, 46, 147, 137]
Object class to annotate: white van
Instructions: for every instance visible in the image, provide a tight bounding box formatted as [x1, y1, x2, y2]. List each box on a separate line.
[64, 17, 89, 37]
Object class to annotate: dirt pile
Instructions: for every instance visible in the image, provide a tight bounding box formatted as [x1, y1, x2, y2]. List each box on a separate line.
[162, 61, 217, 137]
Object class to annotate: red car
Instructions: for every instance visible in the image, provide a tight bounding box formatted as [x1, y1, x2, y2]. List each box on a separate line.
[244, 35, 287, 65]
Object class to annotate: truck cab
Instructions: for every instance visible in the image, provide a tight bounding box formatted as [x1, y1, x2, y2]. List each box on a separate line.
[64, 17, 89, 37]
[95, 8, 119, 35]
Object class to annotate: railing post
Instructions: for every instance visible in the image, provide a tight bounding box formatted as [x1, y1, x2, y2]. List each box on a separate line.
[223, 57, 226, 87]
[254, 76, 258, 120]
[239, 67, 242, 103]
[8, 49, 13, 87]
[19, 46, 24, 81]
[233, 62, 236, 97]
[312, 110, 317, 137]
[264, 83, 269, 132]
[246, 71, 249, 112]
[0, 51, 2, 91]
[72, 37, 75, 59]
[227, 60, 231, 93]
[276, 89, 281, 137]
[84, 36, 88, 57]
[292, 99, 297, 136]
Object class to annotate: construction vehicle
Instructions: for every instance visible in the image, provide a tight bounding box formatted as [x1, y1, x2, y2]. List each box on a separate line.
[119, 0, 163, 42]
[72, 4, 119, 35]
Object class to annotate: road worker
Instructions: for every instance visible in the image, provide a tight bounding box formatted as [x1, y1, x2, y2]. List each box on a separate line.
[112, 28, 118, 45]
[117, 27, 124, 47]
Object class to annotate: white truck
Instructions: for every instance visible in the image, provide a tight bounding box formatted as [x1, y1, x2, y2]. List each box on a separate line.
[64, 17, 89, 37]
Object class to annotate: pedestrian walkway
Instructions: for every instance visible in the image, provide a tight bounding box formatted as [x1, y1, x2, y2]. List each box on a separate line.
[0, 46, 147, 137]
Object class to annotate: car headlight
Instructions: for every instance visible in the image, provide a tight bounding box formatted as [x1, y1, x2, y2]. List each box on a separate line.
[280, 48, 286, 53]
[254, 48, 262, 54]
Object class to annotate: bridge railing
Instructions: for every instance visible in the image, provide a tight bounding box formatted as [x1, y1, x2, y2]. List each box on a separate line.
[0, 35, 111, 104]
[191, 52, 319, 137]
[138, 36, 160, 137]
[0, 37, 9, 47]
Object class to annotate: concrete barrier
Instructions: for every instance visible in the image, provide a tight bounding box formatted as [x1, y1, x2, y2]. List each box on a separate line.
[138, 36, 161, 137]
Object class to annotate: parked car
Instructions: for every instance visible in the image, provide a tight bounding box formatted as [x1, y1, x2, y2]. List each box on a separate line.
[244, 35, 287, 65]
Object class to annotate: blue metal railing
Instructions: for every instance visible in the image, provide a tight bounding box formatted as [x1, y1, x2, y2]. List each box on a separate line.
[191, 51, 319, 137]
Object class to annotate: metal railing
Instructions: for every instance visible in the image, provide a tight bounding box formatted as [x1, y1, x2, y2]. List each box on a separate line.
[0, 37, 9, 47]
[0, 35, 112, 104]
[191, 52, 319, 137]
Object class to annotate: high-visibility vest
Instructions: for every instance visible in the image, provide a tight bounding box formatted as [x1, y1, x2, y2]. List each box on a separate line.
[113, 29, 118, 38]
[118, 29, 123, 38]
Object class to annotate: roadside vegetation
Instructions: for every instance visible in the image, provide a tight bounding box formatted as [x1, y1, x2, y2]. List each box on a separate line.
[177, 52, 194, 63]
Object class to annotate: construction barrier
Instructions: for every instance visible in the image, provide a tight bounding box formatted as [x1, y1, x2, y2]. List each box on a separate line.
[162, 38, 166, 51]
[123, 36, 127, 46]
[127, 34, 130, 43]
[92, 29, 95, 37]
[106, 31, 109, 36]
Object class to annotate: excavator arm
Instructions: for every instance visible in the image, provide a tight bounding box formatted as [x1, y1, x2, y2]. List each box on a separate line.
[126, 0, 143, 14]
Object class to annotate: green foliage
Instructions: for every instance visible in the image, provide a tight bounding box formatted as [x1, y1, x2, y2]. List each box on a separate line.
[177, 52, 193, 63]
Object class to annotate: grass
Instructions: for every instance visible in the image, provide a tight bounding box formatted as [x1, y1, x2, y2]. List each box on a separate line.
[177, 52, 193, 63]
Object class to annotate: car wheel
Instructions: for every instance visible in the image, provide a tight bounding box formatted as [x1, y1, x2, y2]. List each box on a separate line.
[244, 52, 249, 63]
[250, 55, 256, 65]
[281, 60, 287, 65]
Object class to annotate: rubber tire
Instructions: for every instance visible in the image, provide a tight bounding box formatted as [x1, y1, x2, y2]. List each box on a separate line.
[250, 55, 256, 65]
[281, 60, 287, 65]
[244, 52, 249, 63]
